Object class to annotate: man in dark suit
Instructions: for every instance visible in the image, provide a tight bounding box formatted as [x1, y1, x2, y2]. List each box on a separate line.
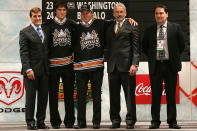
[105, 3, 140, 129]
[19, 7, 49, 130]
[142, 4, 185, 129]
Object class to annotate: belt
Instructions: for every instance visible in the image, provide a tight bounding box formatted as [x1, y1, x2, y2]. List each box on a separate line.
[156, 60, 169, 63]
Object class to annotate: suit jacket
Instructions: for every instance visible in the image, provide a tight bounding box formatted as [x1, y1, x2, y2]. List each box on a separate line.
[19, 24, 49, 76]
[105, 19, 140, 73]
[142, 21, 185, 74]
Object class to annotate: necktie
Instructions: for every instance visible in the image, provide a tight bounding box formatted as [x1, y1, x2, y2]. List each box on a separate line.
[159, 50, 165, 59]
[115, 22, 120, 35]
[36, 27, 43, 41]
[158, 25, 165, 59]
[158, 25, 164, 40]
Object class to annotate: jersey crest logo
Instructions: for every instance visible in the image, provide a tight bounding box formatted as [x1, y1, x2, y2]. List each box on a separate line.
[53, 29, 71, 47]
[80, 30, 100, 50]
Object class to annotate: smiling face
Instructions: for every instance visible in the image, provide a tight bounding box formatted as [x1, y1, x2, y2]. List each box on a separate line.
[81, 9, 93, 23]
[155, 7, 168, 25]
[30, 11, 42, 27]
[56, 6, 67, 21]
[113, 6, 126, 22]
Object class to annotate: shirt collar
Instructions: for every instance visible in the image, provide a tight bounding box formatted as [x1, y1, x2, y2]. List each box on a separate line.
[157, 20, 167, 28]
[54, 16, 67, 24]
[82, 19, 93, 25]
[116, 18, 126, 26]
[31, 23, 41, 31]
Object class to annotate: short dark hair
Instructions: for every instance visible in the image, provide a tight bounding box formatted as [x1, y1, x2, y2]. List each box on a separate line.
[29, 7, 41, 17]
[54, 1, 67, 12]
[155, 4, 168, 13]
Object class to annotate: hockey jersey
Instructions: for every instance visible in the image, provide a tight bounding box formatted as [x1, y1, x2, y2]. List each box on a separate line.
[73, 19, 105, 72]
[47, 18, 76, 72]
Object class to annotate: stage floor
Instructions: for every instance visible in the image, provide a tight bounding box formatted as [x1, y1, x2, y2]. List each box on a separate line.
[0, 121, 197, 131]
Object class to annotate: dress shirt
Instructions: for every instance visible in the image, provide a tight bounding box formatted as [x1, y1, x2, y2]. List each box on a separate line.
[31, 23, 44, 43]
[114, 18, 125, 33]
[81, 19, 93, 27]
[54, 16, 67, 25]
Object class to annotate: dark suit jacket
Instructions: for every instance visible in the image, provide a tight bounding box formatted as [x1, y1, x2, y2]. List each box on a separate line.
[19, 24, 49, 76]
[142, 21, 185, 74]
[105, 19, 140, 73]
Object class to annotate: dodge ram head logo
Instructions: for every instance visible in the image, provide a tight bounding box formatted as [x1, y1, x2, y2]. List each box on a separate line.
[0, 72, 24, 105]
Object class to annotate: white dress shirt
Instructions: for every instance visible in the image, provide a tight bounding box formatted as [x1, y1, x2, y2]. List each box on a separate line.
[54, 16, 67, 25]
[114, 18, 125, 33]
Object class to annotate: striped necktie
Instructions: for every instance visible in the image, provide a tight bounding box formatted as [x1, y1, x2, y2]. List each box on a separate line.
[36, 27, 43, 41]
[115, 22, 120, 35]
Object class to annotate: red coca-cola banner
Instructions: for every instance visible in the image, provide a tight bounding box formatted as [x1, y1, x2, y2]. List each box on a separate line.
[135, 74, 180, 104]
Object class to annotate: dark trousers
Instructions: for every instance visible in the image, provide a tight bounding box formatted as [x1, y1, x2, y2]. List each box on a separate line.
[150, 61, 178, 125]
[108, 66, 136, 124]
[24, 73, 48, 125]
[48, 67, 75, 126]
[76, 70, 103, 124]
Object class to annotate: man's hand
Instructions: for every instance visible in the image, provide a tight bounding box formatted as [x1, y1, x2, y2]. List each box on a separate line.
[27, 70, 35, 80]
[129, 65, 138, 76]
[128, 18, 138, 26]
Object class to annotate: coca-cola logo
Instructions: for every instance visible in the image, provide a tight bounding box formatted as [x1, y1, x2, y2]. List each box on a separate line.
[135, 83, 151, 96]
[0, 72, 24, 106]
[135, 82, 166, 96]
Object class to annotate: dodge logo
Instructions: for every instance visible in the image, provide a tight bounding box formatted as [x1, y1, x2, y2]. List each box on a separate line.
[0, 72, 24, 105]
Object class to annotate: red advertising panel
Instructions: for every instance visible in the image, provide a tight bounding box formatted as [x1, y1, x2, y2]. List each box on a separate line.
[136, 74, 180, 104]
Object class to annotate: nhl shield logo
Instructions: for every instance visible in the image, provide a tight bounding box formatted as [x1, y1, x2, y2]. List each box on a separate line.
[67, 2, 75, 9]
[0, 71, 24, 105]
